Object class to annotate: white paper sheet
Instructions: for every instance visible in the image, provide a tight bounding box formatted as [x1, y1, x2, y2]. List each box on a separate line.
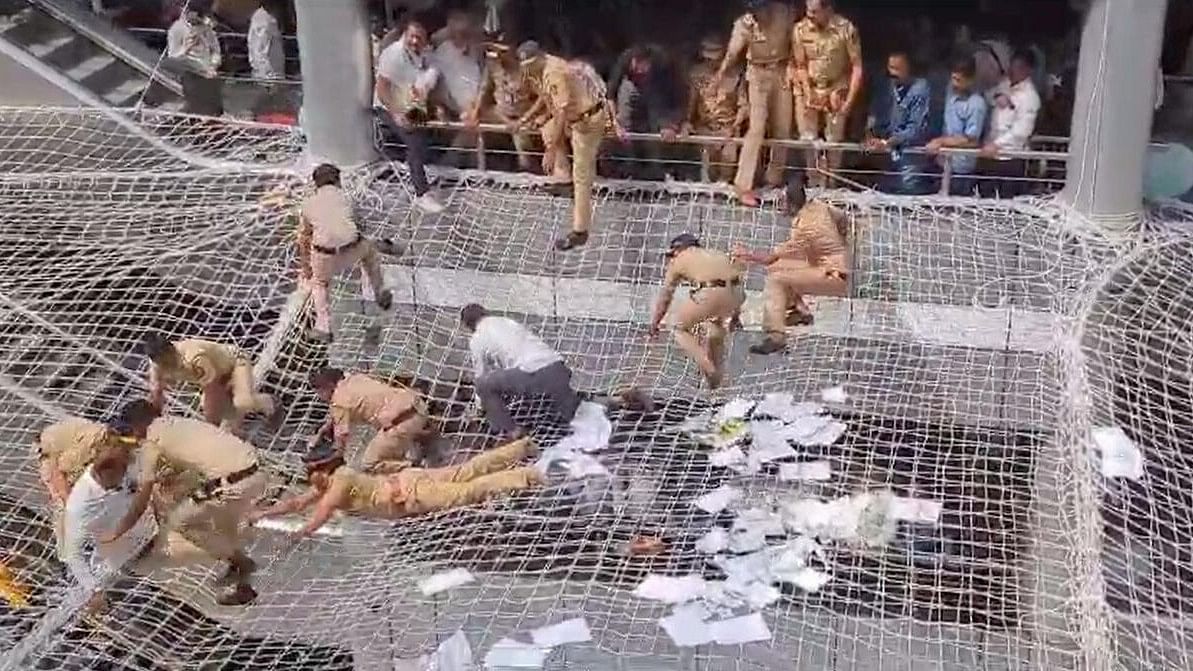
[254, 516, 343, 537]
[709, 613, 772, 645]
[709, 445, 747, 469]
[715, 398, 756, 424]
[694, 485, 741, 514]
[728, 527, 768, 554]
[1093, 426, 1145, 481]
[419, 568, 476, 596]
[821, 385, 849, 404]
[748, 420, 799, 463]
[658, 603, 714, 647]
[753, 392, 796, 419]
[786, 414, 846, 447]
[633, 574, 707, 604]
[432, 629, 474, 671]
[530, 618, 591, 647]
[733, 580, 781, 609]
[732, 508, 785, 538]
[483, 638, 547, 669]
[783, 567, 831, 593]
[695, 527, 730, 554]
[778, 461, 833, 482]
[889, 497, 944, 525]
[564, 401, 614, 453]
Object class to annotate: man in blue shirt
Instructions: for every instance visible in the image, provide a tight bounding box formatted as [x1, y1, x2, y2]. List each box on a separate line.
[865, 50, 932, 195]
[926, 57, 988, 196]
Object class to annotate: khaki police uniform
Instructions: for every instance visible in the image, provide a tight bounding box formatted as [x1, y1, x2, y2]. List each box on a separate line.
[330, 373, 429, 472]
[333, 438, 541, 518]
[475, 57, 554, 174]
[299, 184, 389, 336]
[687, 58, 747, 182]
[661, 248, 747, 384]
[790, 13, 862, 184]
[723, 3, 795, 194]
[762, 201, 849, 343]
[531, 54, 608, 235]
[37, 418, 113, 558]
[153, 338, 275, 430]
[139, 417, 265, 564]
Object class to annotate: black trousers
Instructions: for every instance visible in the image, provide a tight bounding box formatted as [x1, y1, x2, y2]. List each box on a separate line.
[181, 72, 224, 116]
[373, 109, 430, 196]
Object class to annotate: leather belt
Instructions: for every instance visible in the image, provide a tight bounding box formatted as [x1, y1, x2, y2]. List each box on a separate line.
[693, 277, 741, 291]
[383, 406, 420, 430]
[572, 101, 604, 124]
[191, 463, 259, 503]
[313, 234, 362, 256]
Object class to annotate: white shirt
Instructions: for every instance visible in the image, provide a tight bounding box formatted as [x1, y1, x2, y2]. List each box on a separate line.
[469, 316, 562, 378]
[301, 185, 361, 249]
[247, 8, 284, 81]
[985, 77, 1040, 155]
[63, 464, 158, 593]
[166, 16, 221, 77]
[377, 37, 439, 114]
[431, 39, 483, 114]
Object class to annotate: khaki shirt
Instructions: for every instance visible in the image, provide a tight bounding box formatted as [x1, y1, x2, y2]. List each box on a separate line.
[664, 247, 745, 288]
[330, 467, 387, 516]
[481, 58, 539, 120]
[535, 55, 606, 122]
[791, 14, 861, 100]
[330, 374, 424, 436]
[141, 416, 257, 481]
[688, 62, 746, 131]
[38, 418, 112, 488]
[776, 201, 849, 270]
[726, 5, 795, 67]
[299, 185, 360, 251]
[156, 339, 243, 388]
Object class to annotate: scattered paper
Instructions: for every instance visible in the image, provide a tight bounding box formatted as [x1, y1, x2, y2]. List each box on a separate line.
[255, 516, 343, 537]
[732, 508, 785, 538]
[633, 574, 706, 604]
[709, 446, 747, 469]
[715, 398, 756, 424]
[748, 421, 799, 463]
[782, 567, 831, 593]
[419, 568, 476, 596]
[779, 461, 832, 482]
[530, 618, 591, 647]
[733, 581, 781, 609]
[483, 638, 547, 669]
[433, 629, 473, 671]
[820, 385, 849, 404]
[698, 580, 746, 615]
[712, 551, 773, 586]
[710, 613, 772, 645]
[728, 527, 768, 554]
[890, 497, 944, 525]
[695, 527, 730, 554]
[694, 485, 741, 514]
[752, 393, 795, 420]
[1093, 426, 1144, 481]
[536, 447, 610, 480]
[658, 603, 713, 647]
[786, 415, 847, 447]
[564, 401, 613, 453]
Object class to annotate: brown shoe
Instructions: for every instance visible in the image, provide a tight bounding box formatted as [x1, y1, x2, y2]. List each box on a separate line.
[218, 556, 258, 586]
[785, 309, 814, 327]
[554, 231, 589, 251]
[215, 583, 257, 606]
[618, 387, 655, 413]
[749, 339, 787, 356]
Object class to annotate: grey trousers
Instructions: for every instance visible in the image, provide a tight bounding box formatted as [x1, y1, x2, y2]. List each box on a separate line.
[476, 361, 581, 433]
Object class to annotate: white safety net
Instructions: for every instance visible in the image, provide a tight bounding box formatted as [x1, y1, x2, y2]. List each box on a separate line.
[0, 107, 1190, 671]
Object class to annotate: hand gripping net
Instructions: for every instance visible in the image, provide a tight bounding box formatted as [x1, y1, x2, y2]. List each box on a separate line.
[0, 107, 1191, 671]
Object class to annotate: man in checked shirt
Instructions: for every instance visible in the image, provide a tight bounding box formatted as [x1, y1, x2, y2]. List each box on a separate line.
[463, 38, 552, 175]
[684, 35, 749, 183]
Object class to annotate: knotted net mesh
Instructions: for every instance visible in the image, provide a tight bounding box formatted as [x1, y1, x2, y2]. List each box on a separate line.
[0, 107, 1189, 670]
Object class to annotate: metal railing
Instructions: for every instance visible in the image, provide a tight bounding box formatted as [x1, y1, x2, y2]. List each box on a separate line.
[400, 120, 1069, 196]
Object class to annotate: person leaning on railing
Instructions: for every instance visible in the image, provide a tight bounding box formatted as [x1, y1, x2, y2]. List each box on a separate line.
[166, 0, 224, 116]
[925, 56, 989, 196]
[463, 38, 552, 175]
[683, 35, 749, 184]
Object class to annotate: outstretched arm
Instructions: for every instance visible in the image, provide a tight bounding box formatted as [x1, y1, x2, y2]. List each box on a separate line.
[294, 483, 347, 539]
[148, 365, 167, 409]
[38, 457, 70, 505]
[649, 265, 681, 335]
[249, 487, 321, 522]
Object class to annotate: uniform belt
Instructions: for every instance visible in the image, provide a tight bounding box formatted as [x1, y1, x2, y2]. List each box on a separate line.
[384, 406, 420, 430]
[313, 234, 362, 256]
[748, 59, 785, 68]
[693, 277, 741, 291]
[191, 463, 259, 502]
[572, 101, 604, 124]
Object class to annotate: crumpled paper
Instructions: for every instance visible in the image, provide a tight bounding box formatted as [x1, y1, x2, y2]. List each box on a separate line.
[781, 492, 897, 547]
[535, 401, 613, 479]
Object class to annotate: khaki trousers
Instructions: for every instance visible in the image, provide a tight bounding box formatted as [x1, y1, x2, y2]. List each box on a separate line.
[378, 438, 541, 516]
[568, 110, 607, 234]
[734, 65, 792, 194]
[762, 258, 848, 342]
[202, 362, 274, 431]
[361, 412, 428, 473]
[795, 83, 850, 185]
[672, 285, 746, 379]
[310, 240, 387, 335]
[696, 124, 740, 182]
[167, 471, 267, 563]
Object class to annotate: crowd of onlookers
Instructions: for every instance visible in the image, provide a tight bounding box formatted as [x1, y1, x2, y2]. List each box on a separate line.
[89, 0, 1193, 196]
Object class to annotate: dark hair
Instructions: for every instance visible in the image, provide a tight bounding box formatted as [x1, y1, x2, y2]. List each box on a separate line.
[113, 399, 160, 433]
[460, 304, 487, 330]
[627, 45, 654, 63]
[951, 56, 977, 79]
[142, 333, 174, 361]
[309, 367, 345, 391]
[1011, 49, 1037, 70]
[785, 174, 807, 216]
[312, 164, 340, 188]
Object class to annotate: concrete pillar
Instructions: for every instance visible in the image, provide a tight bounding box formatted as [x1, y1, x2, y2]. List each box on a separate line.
[1061, 0, 1168, 235]
[294, 0, 376, 167]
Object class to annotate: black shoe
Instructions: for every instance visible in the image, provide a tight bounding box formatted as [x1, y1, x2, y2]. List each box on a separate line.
[216, 583, 257, 606]
[555, 231, 589, 251]
[618, 387, 655, 413]
[217, 557, 258, 586]
[376, 289, 393, 311]
[749, 339, 787, 356]
[785, 310, 814, 327]
[546, 181, 573, 197]
[265, 405, 285, 432]
[375, 238, 403, 257]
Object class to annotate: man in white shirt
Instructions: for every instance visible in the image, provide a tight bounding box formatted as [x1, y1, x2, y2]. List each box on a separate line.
[376, 19, 446, 214]
[461, 303, 580, 440]
[297, 163, 396, 344]
[247, 0, 285, 82]
[432, 10, 485, 167]
[978, 49, 1041, 198]
[166, 1, 223, 116]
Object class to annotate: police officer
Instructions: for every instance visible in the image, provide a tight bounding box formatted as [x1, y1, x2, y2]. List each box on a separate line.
[463, 39, 551, 175]
[649, 234, 747, 390]
[36, 416, 119, 558]
[717, 0, 796, 207]
[685, 35, 749, 182]
[308, 367, 430, 473]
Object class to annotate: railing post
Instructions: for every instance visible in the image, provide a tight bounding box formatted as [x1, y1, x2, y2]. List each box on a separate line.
[476, 132, 487, 173]
[939, 157, 952, 196]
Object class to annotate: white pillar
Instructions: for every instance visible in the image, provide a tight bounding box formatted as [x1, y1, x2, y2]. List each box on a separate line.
[294, 0, 376, 167]
[1061, 0, 1168, 235]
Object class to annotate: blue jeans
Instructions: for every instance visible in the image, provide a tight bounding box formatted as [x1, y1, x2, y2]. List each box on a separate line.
[374, 109, 430, 196]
